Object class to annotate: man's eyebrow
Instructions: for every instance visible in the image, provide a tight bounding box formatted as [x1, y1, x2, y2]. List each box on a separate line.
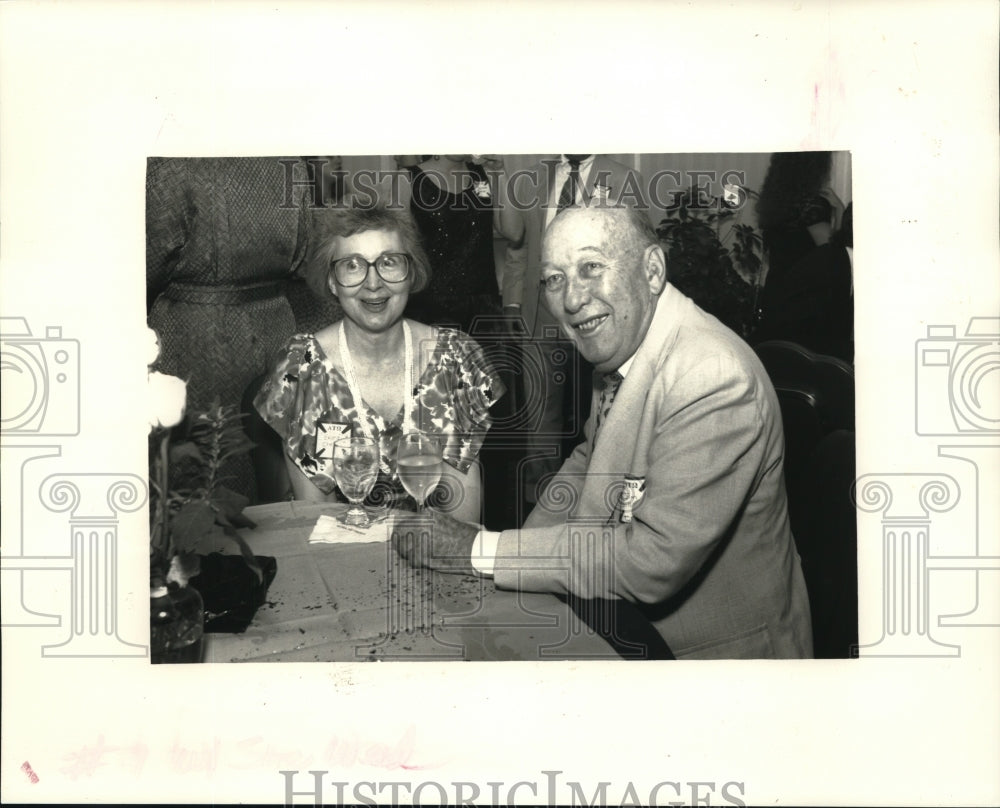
[540, 245, 608, 271]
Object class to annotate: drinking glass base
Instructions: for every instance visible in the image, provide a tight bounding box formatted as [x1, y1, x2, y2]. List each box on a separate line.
[338, 506, 371, 527]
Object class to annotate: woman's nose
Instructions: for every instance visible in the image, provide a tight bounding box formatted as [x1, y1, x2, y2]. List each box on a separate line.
[362, 264, 383, 290]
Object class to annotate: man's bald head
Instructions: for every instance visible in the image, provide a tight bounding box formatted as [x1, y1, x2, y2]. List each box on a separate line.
[547, 203, 659, 258]
[540, 205, 667, 373]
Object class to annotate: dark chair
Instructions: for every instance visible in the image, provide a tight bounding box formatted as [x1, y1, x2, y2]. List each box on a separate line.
[754, 340, 858, 658]
[800, 429, 858, 658]
[241, 374, 293, 504]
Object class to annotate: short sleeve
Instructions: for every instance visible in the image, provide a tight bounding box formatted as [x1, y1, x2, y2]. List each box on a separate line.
[253, 335, 340, 494]
[418, 330, 506, 474]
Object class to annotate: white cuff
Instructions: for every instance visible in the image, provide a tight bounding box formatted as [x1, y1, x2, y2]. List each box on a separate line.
[470, 529, 501, 577]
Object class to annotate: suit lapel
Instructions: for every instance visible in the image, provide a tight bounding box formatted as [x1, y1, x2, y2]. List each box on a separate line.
[583, 287, 687, 498]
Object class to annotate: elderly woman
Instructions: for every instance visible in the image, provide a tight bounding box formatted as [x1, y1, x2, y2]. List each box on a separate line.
[253, 204, 504, 522]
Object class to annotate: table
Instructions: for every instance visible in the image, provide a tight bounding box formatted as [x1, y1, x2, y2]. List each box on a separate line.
[200, 502, 646, 662]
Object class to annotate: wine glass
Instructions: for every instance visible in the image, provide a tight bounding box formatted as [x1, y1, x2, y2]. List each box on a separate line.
[396, 431, 443, 512]
[332, 436, 379, 527]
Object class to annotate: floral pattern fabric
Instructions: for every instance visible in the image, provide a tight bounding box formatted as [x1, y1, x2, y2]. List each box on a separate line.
[253, 328, 505, 500]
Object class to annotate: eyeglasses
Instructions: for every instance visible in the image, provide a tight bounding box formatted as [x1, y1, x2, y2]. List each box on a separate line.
[331, 252, 411, 287]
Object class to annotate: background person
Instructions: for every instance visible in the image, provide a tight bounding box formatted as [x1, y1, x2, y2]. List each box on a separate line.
[753, 202, 855, 363]
[146, 156, 317, 500]
[401, 154, 506, 334]
[755, 150, 845, 288]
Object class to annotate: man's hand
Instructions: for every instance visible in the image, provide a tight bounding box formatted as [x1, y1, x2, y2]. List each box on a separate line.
[391, 509, 479, 576]
[476, 154, 506, 173]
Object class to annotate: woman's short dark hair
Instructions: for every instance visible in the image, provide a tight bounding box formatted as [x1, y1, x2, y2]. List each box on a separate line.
[305, 204, 431, 299]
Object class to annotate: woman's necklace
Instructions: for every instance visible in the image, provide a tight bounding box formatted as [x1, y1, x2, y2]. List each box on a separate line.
[338, 319, 413, 474]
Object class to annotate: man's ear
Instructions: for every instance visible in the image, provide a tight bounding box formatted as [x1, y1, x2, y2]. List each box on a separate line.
[644, 244, 667, 295]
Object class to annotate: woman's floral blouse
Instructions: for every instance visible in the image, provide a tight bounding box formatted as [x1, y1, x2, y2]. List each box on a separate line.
[254, 328, 505, 501]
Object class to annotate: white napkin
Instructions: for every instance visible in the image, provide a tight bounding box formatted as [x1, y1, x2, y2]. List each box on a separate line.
[307, 512, 398, 545]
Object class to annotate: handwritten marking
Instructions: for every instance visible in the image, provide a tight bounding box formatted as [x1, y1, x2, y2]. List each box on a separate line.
[56, 725, 441, 778]
[21, 761, 39, 784]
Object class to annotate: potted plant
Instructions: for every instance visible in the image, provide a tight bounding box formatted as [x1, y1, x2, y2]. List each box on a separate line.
[147, 329, 271, 663]
[656, 183, 765, 338]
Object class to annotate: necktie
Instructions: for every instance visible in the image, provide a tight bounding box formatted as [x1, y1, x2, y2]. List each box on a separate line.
[557, 158, 582, 211]
[592, 371, 623, 448]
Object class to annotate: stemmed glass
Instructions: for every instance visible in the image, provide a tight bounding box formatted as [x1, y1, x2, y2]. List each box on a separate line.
[396, 431, 443, 513]
[332, 436, 379, 527]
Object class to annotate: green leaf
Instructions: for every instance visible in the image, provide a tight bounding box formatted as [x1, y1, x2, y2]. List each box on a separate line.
[169, 440, 204, 465]
[170, 500, 216, 552]
[210, 484, 249, 519]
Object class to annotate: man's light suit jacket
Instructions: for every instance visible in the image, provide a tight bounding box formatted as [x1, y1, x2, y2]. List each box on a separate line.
[493, 284, 814, 659]
[503, 156, 649, 338]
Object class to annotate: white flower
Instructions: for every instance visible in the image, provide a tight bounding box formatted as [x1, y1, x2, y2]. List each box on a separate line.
[145, 327, 161, 367]
[472, 180, 491, 199]
[166, 555, 189, 587]
[593, 183, 611, 199]
[148, 371, 187, 430]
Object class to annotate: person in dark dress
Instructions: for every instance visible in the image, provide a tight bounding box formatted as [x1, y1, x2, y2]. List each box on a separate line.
[755, 151, 846, 288]
[402, 155, 503, 334]
[753, 203, 854, 363]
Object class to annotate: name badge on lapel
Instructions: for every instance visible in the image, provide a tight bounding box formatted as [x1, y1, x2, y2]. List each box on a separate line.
[315, 421, 351, 472]
[619, 474, 646, 523]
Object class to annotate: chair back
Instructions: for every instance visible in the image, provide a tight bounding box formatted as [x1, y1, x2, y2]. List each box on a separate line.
[754, 340, 858, 658]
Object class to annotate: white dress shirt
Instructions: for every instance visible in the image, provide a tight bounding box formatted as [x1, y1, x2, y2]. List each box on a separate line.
[471, 351, 637, 577]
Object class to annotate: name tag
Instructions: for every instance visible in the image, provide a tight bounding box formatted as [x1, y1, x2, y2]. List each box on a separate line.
[620, 474, 646, 523]
[315, 421, 351, 472]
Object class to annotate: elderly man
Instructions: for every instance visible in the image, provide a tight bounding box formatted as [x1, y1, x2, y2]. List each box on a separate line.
[394, 204, 813, 659]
